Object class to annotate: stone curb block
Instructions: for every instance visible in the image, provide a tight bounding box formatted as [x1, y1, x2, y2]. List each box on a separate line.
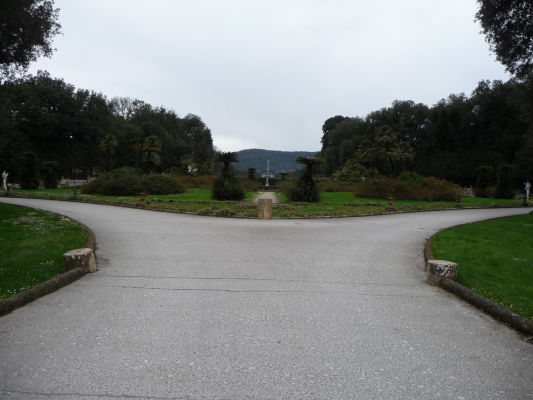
[424, 228, 533, 337]
[0, 206, 97, 318]
[0, 267, 85, 317]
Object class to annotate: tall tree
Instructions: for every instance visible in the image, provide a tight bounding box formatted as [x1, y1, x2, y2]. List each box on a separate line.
[476, 0, 533, 78]
[142, 135, 162, 172]
[0, 0, 61, 77]
[99, 134, 118, 171]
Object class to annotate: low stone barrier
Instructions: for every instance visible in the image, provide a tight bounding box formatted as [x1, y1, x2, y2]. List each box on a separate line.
[425, 238, 533, 336]
[426, 259, 458, 284]
[64, 248, 97, 273]
[0, 215, 97, 318]
[258, 198, 273, 220]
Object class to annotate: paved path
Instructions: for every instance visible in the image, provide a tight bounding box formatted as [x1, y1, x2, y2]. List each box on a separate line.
[0, 198, 532, 400]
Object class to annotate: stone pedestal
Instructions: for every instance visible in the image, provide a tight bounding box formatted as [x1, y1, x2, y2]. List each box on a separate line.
[64, 248, 97, 273]
[258, 198, 273, 220]
[427, 259, 458, 284]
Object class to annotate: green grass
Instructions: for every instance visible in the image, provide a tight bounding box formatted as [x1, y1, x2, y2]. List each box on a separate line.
[0, 203, 87, 299]
[432, 214, 533, 319]
[9, 188, 526, 218]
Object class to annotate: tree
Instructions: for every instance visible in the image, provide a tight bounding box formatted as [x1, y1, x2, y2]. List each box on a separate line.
[476, 0, 533, 78]
[0, 0, 61, 77]
[212, 152, 244, 200]
[355, 126, 414, 176]
[99, 134, 118, 171]
[247, 168, 257, 180]
[19, 152, 40, 189]
[215, 152, 239, 177]
[284, 157, 321, 202]
[142, 135, 162, 172]
[496, 163, 515, 198]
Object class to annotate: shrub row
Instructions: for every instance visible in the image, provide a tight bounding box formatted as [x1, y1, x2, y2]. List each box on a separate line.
[82, 168, 185, 196]
[353, 176, 461, 201]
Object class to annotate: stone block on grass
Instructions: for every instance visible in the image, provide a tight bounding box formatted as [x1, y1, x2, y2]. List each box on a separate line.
[427, 259, 458, 284]
[258, 198, 273, 220]
[64, 248, 97, 273]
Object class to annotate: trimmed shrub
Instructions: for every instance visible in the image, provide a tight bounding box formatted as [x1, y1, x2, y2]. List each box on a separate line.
[82, 168, 142, 196]
[318, 179, 357, 193]
[354, 176, 461, 201]
[141, 174, 185, 195]
[82, 168, 185, 196]
[179, 175, 214, 189]
[284, 179, 320, 202]
[212, 176, 245, 200]
[284, 157, 321, 202]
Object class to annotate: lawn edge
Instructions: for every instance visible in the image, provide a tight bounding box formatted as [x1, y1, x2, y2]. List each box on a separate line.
[424, 218, 533, 337]
[2, 192, 527, 219]
[0, 204, 97, 318]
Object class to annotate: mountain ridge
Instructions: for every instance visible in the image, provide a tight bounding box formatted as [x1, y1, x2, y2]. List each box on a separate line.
[235, 148, 319, 174]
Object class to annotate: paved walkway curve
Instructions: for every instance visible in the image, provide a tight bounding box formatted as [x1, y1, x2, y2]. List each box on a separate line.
[0, 198, 532, 400]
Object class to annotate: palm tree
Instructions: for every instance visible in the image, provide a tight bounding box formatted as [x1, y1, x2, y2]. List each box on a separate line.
[215, 151, 239, 176]
[355, 126, 413, 176]
[142, 135, 162, 172]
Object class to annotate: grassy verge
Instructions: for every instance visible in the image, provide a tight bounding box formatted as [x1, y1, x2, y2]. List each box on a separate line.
[0, 203, 87, 299]
[7, 188, 526, 218]
[432, 214, 533, 319]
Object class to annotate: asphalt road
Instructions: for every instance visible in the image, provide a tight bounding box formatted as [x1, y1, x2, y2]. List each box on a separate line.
[0, 198, 532, 400]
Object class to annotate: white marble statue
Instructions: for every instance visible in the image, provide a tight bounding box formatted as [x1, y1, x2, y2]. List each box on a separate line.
[525, 181, 531, 201]
[1, 170, 8, 191]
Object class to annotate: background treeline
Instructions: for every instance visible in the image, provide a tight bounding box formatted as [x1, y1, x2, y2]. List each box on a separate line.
[320, 79, 533, 189]
[0, 71, 214, 186]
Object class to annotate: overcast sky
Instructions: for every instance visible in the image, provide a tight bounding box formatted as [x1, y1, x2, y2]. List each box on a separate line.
[30, 0, 509, 152]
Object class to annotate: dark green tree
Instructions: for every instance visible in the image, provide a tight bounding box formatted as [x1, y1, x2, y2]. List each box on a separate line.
[212, 152, 245, 200]
[285, 157, 321, 202]
[496, 164, 515, 198]
[475, 165, 495, 197]
[476, 0, 533, 78]
[142, 135, 162, 172]
[19, 152, 40, 189]
[99, 134, 118, 171]
[247, 168, 257, 180]
[0, 0, 61, 77]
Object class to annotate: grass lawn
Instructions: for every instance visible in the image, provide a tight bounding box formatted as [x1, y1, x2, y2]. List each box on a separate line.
[432, 214, 533, 319]
[9, 188, 526, 218]
[0, 203, 87, 299]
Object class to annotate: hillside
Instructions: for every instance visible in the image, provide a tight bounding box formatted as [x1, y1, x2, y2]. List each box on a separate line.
[235, 149, 318, 174]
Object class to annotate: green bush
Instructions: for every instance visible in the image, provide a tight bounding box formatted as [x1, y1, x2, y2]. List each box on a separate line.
[318, 179, 357, 193]
[284, 157, 321, 202]
[141, 174, 184, 195]
[82, 168, 185, 196]
[283, 178, 320, 202]
[212, 176, 245, 200]
[354, 176, 461, 201]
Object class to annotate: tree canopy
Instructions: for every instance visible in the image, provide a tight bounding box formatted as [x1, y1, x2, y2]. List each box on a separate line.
[320, 79, 532, 187]
[0, 72, 215, 182]
[0, 0, 61, 78]
[476, 0, 533, 78]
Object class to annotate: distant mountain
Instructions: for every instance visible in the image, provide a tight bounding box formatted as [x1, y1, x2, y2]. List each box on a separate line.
[235, 149, 319, 174]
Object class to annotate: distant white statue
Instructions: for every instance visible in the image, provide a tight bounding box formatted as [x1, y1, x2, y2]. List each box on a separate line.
[525, 181, 531, 201]
[1, 171, 8, 191]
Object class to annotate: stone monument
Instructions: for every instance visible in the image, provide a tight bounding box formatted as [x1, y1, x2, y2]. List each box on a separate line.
[2, 171, 8, 191]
